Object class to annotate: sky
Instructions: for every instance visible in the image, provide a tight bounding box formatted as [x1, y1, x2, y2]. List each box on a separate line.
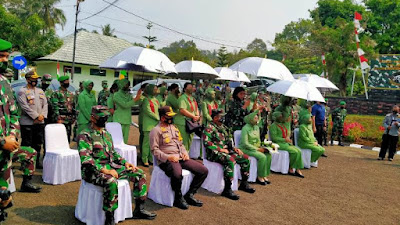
[56, 0, 319, 51]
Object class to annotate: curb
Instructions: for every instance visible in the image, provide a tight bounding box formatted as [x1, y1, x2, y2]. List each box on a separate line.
[332, 141, 400, 155]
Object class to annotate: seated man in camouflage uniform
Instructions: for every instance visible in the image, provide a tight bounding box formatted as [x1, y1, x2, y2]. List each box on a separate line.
[150, 106, 208, 210]
[203, 109, 255, 200]
[0, 39, 42, 193]
[78, 106, 156, 225]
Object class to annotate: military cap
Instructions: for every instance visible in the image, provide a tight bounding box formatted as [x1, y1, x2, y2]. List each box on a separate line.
[58, 75, 69, 82]
[42, 74, 52, 84]
[0, 39, 12, 52]
[211, 109, 225, 119]
[340, 101, 346, 105]
[102, 80, 108, 85]
[159, 106, 176, 117]
[25, 71, 40, 79]
[91, 105, 111, 117]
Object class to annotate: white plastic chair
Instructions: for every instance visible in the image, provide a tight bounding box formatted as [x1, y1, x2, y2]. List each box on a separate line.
[8, 170, 16, 193]
[43, 124, 81, 185]
[268, 131, 290, 174]
[75, 179, 132, 225]
[293, 128, 318, 169]
[148, 155, 193, 207]
[189, 135, 201, 159]
[201, 145, 240, 194]
[105, 122, 137, 166]
[233, 130, 258, 182]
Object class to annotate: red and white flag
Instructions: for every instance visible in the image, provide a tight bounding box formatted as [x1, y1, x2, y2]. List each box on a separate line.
[57, 61, 60, 79]
[321, 53, 326, 66]
[355, 12, 362, 21]
[354, 11, 369, 70]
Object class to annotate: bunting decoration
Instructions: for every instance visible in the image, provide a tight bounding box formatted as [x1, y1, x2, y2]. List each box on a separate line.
[354, 11, 369, 70]
[119, 70, 127, 80]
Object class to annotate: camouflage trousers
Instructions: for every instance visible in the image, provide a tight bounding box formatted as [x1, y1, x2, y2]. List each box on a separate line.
[206, 150, 250, 180]
[0, 146, 37, 188]
[331, 125, 344, 142]
[84, 165, 147, 212]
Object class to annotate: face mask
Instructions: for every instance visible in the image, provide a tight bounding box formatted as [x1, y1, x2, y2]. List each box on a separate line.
[341, 106, 345, 109]
[95, 116, 109, 127]
[61, 82, 70, 88]
[0, 61, 8, 73]
[393, 111, 398, 114]
[28, 79, 37, 87]
[165, 116, 173, 124]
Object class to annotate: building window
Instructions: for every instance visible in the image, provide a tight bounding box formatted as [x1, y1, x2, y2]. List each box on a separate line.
[90, 69, 106, 76]
[64, 66, 81, 74]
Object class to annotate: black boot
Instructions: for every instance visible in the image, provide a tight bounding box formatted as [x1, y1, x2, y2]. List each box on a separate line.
[330, 139, 334, 146]
[36, 151, 43, 169]
[20, 175, 42, 193]
[338, 137, 344, 146]
[238, 174, 255, 193]
[173, 192, 189, 210]
[132, 199, 156, 220]
[184, 190, 203, 207]
[104, 211, 115, 225]
[221, 178, 239, 200]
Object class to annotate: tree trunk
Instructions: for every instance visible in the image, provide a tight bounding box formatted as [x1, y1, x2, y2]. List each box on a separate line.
[339, 71, 347, 97]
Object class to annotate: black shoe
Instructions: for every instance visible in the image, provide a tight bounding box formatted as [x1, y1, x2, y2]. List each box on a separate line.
[105, 211, 115, 225]
[184, 193, 203, 207]
[330, 141, 334, 146]
[197, 156, 203, 160]
[20, 176, 42, 193]
[324, 144, 328, 146]
[265, 179, 271, 185]
[377, 157, 384, 160]
[294, 171, 305, 178]
[221, 189, 240, 200]
[36, 162, 43, 169]
[238, 181, 256, 193]
[321, 154, 328, 158]
[143, 163, 149, 168]
[173, 197, 189, 210]
[388, 158, 393, 161]
[132, 199, 157, 219]
[255, 179, 266, 186]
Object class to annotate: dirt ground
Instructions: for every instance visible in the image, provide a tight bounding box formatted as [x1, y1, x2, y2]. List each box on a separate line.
[4, 116, 400, 225]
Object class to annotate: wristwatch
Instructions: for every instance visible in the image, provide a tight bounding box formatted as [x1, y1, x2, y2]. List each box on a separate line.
[0, 139, 6, 148]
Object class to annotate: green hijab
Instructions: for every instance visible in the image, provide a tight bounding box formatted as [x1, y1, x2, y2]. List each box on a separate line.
[117, 79, 129, 90]
[83, 80, 94, 94]
[272, 111, 283, 122]
[244, 110, 259, 126]
[250, 92, 257, 102]
[205, 88, 216, 101]
[299, 113, 312, 125]
[158, 86, 167, 97]
[145, 84, 156, 98]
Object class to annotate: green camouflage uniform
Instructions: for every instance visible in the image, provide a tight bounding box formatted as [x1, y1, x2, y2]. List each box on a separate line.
[51, 87, 76, 141]
[0, 74, 37, 188]
[331, 107, 347, 143]
[203, 122, 250, 180]
[98, 80, 110, 106]
[78, 106, 147, 212]
[225, 99, 250, 132]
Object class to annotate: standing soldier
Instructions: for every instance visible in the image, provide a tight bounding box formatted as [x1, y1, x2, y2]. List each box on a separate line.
[323, 99, 330, 146]
[17, 71, 48, 169]
[98, 80, 110, 106]
[331, 101, 347, 146]
[0, 39, 42, 193]
[78, 106, 156, 225]
[51, 75, 76, 142]
[40, 74, 53, 157]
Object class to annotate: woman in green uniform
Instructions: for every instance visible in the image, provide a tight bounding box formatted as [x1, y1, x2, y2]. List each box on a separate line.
[113, 79, 135, 144]
[298, 113, 325, 163]
[77, 80, 96, 134]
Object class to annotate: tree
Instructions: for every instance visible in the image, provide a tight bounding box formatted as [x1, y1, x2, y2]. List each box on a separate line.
[216, 46, 228, 67]
[143, 22, 157, 48]
[246, 38, 267, 56]
[102, 24, 117, 37]
[3, 0, 66, 31]
[0, 5, 63, 62]
[364, 0, 400, 53]
[159, 39, 214, 65]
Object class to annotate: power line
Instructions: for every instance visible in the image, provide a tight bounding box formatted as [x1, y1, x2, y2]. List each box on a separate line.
[80, 0, 120, 21]
[101, 0, 245, 49]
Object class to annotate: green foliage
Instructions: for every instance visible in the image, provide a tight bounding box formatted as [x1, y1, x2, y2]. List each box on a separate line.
[0, 5, 63, 62]
[246, 38, 267, 56]
[364, 0, 400, 53]
[342, 114, 384, 146]
[159, 39, 215, 65]
[217, 46, 228, 67]
[102, 24, 117, 37]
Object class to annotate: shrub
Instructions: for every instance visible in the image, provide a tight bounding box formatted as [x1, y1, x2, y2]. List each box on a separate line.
[343, 122, 365, 142]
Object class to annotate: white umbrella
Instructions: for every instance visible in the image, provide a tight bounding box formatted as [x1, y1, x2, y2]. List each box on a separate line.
[168, 60, 219, 80]
[214, 67, 251, 83]
[229, 57, 294, 80]
[266, 79, 325, 102]
[299, 74, 339, 90]
[99, 46, 176, 74]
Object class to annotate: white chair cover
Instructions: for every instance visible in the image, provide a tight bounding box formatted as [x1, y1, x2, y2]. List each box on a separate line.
[8, 170, 16, 193]
[148, 155, 193, 207]
[293, 128, 317, 169]
[75, 180, 132, 225]
[106, 122, 137, 166]
[43, 124, 81, 185]
[189, 135, 201, 159]
[270, 150, 290, 174]
[233, 130, 257, 182]
[201, 147, 239, 194]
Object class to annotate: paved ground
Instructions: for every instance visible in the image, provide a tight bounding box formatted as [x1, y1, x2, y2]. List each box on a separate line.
[4, 116, 400, 225]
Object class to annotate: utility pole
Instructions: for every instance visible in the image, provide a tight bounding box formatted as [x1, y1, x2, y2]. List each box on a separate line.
[72, 0, 85, 82]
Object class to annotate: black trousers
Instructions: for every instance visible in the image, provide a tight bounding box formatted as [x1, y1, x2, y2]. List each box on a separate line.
[314, 124, 324, 146]
[159, 159, 208, 198]
[21, 124, 45, 161]
[379, 134, 398, 159]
